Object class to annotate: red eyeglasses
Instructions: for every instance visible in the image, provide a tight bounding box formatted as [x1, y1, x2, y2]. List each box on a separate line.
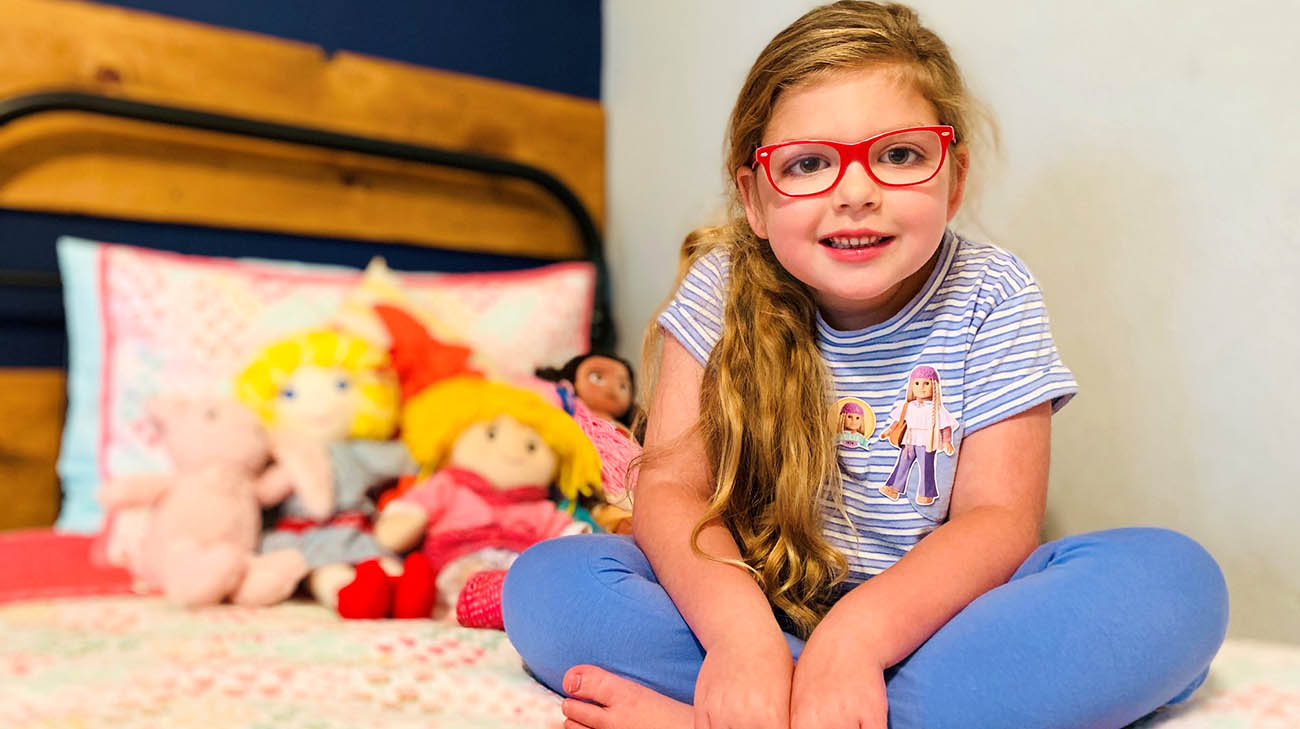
[754, 125, 956, 197]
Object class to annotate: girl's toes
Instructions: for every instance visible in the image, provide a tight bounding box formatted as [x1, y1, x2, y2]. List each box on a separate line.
[563, 665, 631, 704]
[562, 696, 606, 728]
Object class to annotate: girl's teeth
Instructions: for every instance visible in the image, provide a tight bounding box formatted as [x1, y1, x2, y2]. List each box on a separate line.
[827, 236, 885, 249]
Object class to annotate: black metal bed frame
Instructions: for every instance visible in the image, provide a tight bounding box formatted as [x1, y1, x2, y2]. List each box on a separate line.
[0, 91, 614, 350]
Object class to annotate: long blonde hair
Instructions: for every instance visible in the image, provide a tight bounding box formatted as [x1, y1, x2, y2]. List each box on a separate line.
[640, 1, 983, 638]
[400, 374, 603, 507]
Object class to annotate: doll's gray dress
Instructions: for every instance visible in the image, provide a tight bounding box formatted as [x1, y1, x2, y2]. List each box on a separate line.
[259, 440, 415, 569]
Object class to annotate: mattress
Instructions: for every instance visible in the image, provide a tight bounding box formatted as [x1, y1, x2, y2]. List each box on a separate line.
[4, 597, 1299, 729]
[2, 529, 1296, 728]
[0, 596, 563, 729]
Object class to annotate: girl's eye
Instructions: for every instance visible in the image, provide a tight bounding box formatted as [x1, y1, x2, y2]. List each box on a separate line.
[618, 382, 629, 393]
[279, 387, 296, 400]
[486, 425, 497, 440]
[588, 372, 604, 384]
[526, 440, 538, 453]
[784, 155, 832, 176]
[335, 378, 350, 391]
[879, 146, 925, 166]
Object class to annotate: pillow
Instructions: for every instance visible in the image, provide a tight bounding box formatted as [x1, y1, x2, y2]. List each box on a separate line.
[55, 236, 595, 533]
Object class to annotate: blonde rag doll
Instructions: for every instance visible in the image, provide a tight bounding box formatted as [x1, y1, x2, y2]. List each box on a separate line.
[235, 329, 414, 609]
[362, 304, 602, 627]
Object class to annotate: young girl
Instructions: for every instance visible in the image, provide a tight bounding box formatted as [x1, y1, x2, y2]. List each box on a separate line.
[504, 3, 1228, 728]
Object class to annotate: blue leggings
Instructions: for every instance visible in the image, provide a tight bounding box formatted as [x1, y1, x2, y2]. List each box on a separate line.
[503, 528, 1229, 729]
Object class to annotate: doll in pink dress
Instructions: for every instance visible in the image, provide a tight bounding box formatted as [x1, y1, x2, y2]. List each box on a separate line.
[353, 305, 603, 626]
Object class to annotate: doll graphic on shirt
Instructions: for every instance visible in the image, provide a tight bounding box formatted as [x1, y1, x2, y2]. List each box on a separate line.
[878, 365, 958, 506]
[836, 397, 875, 450]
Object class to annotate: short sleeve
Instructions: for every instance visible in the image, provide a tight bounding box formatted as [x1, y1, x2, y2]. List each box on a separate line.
[656, 248, 730, 366]
[961, 282, 1078, 435]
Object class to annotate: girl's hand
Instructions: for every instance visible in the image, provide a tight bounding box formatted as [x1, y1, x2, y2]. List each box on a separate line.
[790, 625, 888, 729]
[694, 630, 793, 729]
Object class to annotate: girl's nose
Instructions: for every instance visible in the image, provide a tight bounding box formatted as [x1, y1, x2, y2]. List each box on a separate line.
[832, 161, 881, 210]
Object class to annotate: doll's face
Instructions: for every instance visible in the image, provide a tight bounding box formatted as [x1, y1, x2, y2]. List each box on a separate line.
[272, 365, 360, 443]
[841, 410, 863, 432]
[574, 356, 632, 421]
[449, 414, 558, 490]
[909, 378, 934, 400]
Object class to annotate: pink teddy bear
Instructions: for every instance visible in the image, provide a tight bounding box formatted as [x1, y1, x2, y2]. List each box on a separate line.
[98, 397, 322, 607]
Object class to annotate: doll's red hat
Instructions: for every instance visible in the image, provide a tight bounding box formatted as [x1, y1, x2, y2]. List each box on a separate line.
[374, 304, 481, 401]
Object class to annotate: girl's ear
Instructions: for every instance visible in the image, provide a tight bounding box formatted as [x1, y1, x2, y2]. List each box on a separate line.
[736, 166, 769, 239]
[946, 145, 970, 222]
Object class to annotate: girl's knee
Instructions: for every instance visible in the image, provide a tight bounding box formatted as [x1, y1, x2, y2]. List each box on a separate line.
[1078, 527, 1230, 656]
[502, 534, 648, 688]
[1107, 528, 1227, 601]
[503, 535, 626, 617]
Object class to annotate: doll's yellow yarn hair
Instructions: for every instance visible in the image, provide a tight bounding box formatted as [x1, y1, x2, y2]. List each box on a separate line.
[235, 329, 400, 440]
[402, 374, 603, 505]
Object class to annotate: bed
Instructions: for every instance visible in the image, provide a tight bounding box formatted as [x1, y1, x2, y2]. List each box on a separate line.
[2, 4, 1298, 729]
[0, 3, 598, 727]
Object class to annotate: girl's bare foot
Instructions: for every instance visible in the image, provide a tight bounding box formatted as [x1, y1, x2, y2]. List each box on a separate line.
[560, 665, 693, 729]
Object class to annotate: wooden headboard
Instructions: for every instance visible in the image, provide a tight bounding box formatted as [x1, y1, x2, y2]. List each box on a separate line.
[0, 0, 603, 257]
[0, 0, 606, 530]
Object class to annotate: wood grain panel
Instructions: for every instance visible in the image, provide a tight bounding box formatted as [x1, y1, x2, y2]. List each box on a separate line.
[0, 369, 64, 530]
[0, 0, 603, 259]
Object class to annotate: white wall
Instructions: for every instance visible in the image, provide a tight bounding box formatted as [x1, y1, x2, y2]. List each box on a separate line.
[604, 1, 1300, 643]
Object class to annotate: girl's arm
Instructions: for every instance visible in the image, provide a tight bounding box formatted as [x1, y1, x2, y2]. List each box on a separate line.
[813, 401, 1051, 665]
[633, 335, 793, 726]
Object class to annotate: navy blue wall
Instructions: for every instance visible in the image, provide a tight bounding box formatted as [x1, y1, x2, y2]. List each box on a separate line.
[107, 0, 601, 99]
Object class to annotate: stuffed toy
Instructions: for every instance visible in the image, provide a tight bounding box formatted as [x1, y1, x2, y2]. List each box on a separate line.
[353, 305, 602, 627]
[335, 256, 497, 375]
[537, 352, 643, 533]
[97, 397, 313, 607]
[234, 329, 416, 612]
[536, 352, 640, 436]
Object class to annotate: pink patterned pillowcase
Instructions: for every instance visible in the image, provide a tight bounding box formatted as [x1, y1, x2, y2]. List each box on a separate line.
[54, 236, 594, 532]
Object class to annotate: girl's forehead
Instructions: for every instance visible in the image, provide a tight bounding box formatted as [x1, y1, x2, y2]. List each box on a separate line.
[764, 66, 939, 145]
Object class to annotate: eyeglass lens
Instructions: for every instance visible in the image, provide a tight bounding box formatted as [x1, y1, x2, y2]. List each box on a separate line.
[766, 129, 945, 195]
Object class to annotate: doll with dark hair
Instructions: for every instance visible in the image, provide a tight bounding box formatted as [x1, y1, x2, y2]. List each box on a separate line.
[535, 352, 639, 435]
[535, 352, 642, 533]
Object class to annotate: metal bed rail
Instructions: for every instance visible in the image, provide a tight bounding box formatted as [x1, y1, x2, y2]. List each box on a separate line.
[0, 91, 614, 349]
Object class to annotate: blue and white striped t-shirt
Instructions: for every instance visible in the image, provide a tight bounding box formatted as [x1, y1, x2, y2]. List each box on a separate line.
[658, 230, 1078, 585]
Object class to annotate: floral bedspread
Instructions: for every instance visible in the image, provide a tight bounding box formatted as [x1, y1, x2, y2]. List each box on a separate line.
[1135, 639, 1300, 729]
[0, 597, 563, 729]
[2, 596, 1297, 729]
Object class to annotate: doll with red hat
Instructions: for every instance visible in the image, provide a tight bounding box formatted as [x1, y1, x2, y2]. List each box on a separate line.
[340, 305, 603, 627]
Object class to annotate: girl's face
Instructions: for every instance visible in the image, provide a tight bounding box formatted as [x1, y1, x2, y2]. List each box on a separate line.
[737, 66, 966, 331]
[272, 365, 359, 443]
[909, 378, 935, 400]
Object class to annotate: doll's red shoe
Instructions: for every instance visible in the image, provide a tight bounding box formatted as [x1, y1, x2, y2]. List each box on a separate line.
[392, 553, 436, 619]
[456, 569, 507, 630]
[337, 559, 394, 619]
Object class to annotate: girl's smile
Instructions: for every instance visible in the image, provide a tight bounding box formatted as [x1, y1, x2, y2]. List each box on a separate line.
[737, 65, 966, 331]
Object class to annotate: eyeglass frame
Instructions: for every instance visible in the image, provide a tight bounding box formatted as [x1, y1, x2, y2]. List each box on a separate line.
[752, 125, 957, 198]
